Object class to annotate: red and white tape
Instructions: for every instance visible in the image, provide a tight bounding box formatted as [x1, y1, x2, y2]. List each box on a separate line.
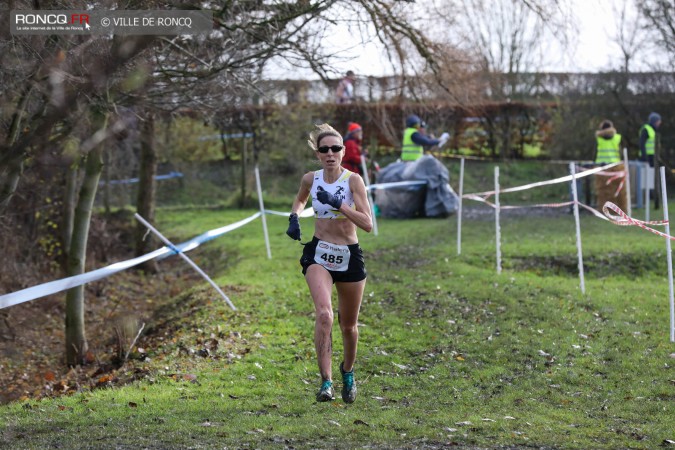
[467, 162, 622, 200]
[602, 201, 672, 239]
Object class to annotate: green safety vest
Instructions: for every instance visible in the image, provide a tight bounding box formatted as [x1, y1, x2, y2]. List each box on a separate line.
[401, 127, 423, 161]
[595, 133, 622, 163]
[639, 124, 656, 156]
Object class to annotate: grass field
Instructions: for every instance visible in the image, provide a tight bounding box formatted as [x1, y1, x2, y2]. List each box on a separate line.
[2, 192, 674, 449]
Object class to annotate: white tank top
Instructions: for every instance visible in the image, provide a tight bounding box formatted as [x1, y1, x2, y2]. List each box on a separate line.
[311, 169, 355, 219]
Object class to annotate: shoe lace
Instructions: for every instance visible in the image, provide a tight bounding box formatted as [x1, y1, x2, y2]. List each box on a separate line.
[342, 370, 354, 389]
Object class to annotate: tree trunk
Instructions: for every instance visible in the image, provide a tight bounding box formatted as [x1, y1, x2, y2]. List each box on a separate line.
[0, 84, 33, 211]
[103, 148, 111, 215]
[62, 163, 79, 261]
[65, 116, 105, 367]
[501, 113, 512, 161]
[239, 139, 248, 208]
[0, 159, 23, 210]
[134, 111, 158, 272]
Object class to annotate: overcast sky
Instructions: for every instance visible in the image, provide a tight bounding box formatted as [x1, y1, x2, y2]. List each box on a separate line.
[264, 0, 659, 79]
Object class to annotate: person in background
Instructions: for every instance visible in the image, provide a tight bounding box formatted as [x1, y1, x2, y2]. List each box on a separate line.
[342, 122, 366, 176]
[336, 71, 356, 104]
[639, 112, 662, 209]
[595, 120, 622, 165]
[419, 121, 439, 152]
[400, 114, 449, 162]
[286, 123, 372, 404]
[594, 119, 627, 212]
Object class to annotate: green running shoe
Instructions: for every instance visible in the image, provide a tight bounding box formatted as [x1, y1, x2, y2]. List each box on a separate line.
[340, 362, 357, 403]
[316, 380, 335, 402]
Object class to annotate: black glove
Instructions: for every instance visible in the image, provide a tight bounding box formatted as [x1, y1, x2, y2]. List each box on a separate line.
[316, 186, 343, 210]
[286, 213, 301, 241]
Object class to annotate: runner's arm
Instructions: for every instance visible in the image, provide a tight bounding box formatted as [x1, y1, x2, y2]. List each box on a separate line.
[291, 172, 313, 215]
[338, 175, 372, 233]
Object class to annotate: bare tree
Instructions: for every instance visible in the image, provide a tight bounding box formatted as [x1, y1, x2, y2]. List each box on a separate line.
[2, 0, 452, 368]
[425, 0, 569, 158]
[65, 111, 106, 366]
[610, 0, 650, 74]
[639, 0, 675, 66]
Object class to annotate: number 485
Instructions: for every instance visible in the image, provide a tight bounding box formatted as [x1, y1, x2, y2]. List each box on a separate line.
[321, 253, 343, 264]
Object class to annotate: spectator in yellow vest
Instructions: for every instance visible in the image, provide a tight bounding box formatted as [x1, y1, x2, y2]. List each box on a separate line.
[639, 112, 661, 167]
[639, 112, 662, 209]
[400, 115, 449, 161]
[594, 120, 627, 212]
[595, 120, 622, 164]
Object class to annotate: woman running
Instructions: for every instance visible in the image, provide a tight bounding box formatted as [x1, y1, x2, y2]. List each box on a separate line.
[286, 123, 373, 403]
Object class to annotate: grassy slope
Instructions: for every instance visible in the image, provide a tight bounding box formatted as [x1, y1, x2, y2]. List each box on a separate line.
[2, 167, 675, 449]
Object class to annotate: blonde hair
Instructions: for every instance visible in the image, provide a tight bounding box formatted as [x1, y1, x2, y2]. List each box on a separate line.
[307, 123, 342, 151]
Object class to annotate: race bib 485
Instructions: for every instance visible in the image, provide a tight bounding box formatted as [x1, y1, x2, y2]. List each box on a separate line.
[314, 240, 350, 272]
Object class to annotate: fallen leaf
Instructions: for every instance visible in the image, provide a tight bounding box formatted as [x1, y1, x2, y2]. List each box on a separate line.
[84, 351, 96, 364]
[455, 421, 472, 426]
[328, 420, 341, 427]
[455, 356, 465, 361]
[183, 374, 198, 382]
[354, 419, 370, 426]
[482, 418, 496, 422]
[663, 440, 675, 446]
[44, 371, 55, 382]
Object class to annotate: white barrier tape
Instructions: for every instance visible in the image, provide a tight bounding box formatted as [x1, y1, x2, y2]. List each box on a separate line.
[602, 202, 672, 240]
[136, 214, 237, 311]
[0, 247, 170, 309]
[467, 162, 621, 199]
[464, 193, 611, 222]
[264, 207, 314, 218]
[464, 194, 575, 210]
[575, 202, 610, 221]
[170, 212, 261, 254]
[585, 168, 627, 197]
[1, 212, 262, 309]
[100, 171, 184, 186]
[368, 180, 427, 190]
[601, 171, 626, 197]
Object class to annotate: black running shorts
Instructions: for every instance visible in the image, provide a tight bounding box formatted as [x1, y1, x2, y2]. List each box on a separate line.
[300, 236, 366, 283]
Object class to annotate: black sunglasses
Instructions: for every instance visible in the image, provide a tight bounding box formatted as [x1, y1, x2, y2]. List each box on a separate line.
[317, 145, 344, 154]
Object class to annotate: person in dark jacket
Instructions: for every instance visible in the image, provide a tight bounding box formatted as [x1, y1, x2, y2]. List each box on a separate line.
[342, 122, 366, 175]
[400, 115, 448, 161]
[639, 112, 662, 208]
